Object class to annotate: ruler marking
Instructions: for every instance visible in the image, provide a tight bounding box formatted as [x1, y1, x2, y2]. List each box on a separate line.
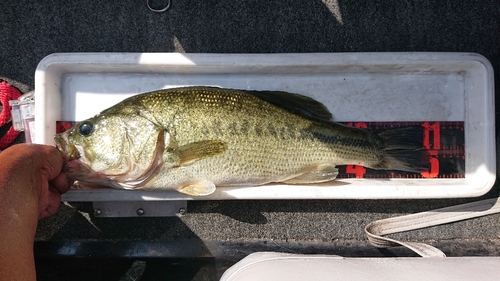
[337, 121, 465, 179]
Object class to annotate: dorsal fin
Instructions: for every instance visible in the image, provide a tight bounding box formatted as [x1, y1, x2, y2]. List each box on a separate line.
[102, 86, 333, 122]
[247, 90, 333, 121]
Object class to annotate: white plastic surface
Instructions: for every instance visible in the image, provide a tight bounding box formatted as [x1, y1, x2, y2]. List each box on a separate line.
[34, 53, 496, 201]
[220, 252, 500, 281]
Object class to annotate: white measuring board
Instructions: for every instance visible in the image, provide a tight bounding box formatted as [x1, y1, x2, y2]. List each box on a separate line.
[34, 53, 495, 201]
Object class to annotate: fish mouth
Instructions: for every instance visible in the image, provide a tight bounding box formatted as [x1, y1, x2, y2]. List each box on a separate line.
[54, 133, 80, 162]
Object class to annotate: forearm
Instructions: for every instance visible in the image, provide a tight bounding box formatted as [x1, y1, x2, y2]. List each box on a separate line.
[0, 149, 39, 281]
[0, 195, 38, 281]
[0, 208, 37, 281]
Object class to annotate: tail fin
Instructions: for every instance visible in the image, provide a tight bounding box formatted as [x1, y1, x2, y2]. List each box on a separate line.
[372, 126, 430, 173]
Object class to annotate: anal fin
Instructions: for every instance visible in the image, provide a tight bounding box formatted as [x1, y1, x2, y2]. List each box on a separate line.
[283, 164, 339, 184]
[179, 180, 216, 196]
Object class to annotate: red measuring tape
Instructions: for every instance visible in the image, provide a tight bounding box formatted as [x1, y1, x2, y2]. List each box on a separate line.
[0, 81, 22, 149]
[56, 121, 465, 179]
[337, 121, 465, 179]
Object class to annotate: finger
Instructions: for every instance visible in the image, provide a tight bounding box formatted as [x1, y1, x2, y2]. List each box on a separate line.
[38, 187, 62, 220]
[33, 145, 65, 181]
[6, 144, 66, 181]
[50, 172, 74, 195]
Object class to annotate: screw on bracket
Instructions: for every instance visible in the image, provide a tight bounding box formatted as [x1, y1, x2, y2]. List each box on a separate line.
[136, 208, 145, 216]
[94, 209, 102, 216]
[178, 207, 187, 215]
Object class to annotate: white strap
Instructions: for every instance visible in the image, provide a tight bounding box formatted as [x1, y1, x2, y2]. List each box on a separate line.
[365, 197, 500, 257]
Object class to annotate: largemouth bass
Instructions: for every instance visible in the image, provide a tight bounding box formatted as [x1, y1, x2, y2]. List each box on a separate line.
[54, 86, 428, 196]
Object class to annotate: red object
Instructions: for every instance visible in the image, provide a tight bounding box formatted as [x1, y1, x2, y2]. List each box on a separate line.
[0, 81, 22, 149]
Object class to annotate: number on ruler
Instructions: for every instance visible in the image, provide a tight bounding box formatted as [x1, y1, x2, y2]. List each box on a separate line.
[347, 122, 368, 129]
[421, 122, 440, 178]
[346, 165, 366, 178]
[422, 122, 440, 150]
[345, 122, 368, 177]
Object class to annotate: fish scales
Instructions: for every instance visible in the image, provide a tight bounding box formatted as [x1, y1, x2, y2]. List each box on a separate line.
[55, 86, 428, 196]
[128, 89, 375, 182]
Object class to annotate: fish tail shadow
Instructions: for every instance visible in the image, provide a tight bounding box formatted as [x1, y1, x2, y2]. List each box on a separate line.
[372, 126, 430, 173]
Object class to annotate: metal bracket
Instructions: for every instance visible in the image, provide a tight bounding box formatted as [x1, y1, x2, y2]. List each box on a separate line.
[92, 201, 187, 217]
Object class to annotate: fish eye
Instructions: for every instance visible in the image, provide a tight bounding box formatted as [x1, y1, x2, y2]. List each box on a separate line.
[79, 121, 94, 136]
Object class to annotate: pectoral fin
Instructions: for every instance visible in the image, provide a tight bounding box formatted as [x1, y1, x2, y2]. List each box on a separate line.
[283, 164, 339, 184]
[179, 180, 216, 196]
[173, 140, 228, 166]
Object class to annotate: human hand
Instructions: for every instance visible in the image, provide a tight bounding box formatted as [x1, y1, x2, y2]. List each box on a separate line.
[0, 144, 74, 220]
[0, 144, 74, 281]
[36, 152, 75, 219]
